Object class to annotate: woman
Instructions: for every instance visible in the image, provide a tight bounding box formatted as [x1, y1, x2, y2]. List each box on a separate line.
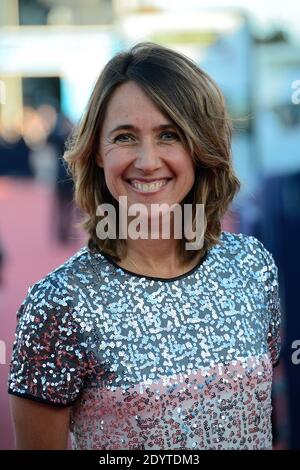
[8, 42, 281, 450]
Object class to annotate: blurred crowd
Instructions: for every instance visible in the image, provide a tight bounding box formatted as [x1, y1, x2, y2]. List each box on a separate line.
[0, 104, 79, 287]
[0, 105, 77, 207]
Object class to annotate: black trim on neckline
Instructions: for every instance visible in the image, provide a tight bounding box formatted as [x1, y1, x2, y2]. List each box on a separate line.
[98, 249, 209, 282]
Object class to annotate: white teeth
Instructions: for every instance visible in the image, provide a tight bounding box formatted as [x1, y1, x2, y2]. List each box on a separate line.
[128, 179, 169, 192]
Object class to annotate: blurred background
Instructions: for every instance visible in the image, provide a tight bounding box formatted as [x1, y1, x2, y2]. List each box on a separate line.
[0, 0, 299, 450]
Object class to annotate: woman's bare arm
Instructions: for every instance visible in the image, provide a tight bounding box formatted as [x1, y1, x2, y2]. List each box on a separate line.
[10, 395, 71, 450]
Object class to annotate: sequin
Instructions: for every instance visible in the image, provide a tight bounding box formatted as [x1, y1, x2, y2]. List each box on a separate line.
[7, 231, 281, 449]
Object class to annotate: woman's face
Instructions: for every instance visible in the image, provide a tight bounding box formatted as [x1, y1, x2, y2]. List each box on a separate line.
[97, 81, 195, 215]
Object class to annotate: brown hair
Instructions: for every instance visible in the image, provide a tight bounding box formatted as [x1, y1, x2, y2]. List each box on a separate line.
[64, 41, 241, 262]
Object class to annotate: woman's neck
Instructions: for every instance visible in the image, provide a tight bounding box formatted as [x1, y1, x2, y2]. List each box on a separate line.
[118, 238, 197, 278]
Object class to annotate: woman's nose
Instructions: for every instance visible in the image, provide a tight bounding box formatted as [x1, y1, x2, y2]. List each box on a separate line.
[133, 140, 162, 173]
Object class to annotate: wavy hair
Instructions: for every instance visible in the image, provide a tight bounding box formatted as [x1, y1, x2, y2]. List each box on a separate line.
[64, 41, 241, 263]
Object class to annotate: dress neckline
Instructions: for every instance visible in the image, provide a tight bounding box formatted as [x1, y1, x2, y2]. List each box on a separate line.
[99, 248, 210, 282]
[87, 232, 227, 283]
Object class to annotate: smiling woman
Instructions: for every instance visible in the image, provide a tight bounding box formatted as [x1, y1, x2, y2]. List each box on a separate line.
[63, 41, 241, 274]
[94, 80, 198, 256]
[8, 42, 281, 450]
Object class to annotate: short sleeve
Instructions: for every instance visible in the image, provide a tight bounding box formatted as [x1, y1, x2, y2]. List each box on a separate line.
[8, 278, 89, 407]
[251, 236, 282, 367]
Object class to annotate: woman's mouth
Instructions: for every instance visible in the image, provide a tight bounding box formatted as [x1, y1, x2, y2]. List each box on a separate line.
[125, 178, 172, 194]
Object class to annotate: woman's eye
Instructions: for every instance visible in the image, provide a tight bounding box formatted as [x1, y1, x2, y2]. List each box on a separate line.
[113, 131, 180, 143]
[160, 131, 180, 141]
[113, 133, 134, 143]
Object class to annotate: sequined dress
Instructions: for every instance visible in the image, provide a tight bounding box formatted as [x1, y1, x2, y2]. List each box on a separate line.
[8, 231, 281, 450]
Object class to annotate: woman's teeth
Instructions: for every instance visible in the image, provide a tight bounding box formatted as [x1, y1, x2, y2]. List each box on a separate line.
[128, 179, 170, 192]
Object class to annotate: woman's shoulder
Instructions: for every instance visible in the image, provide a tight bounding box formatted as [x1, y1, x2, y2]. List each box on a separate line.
[12, 245, 97, 352]
[220, 230, 273, 255]
[219, 230, 277, 273]
[20, 245, 92, 309]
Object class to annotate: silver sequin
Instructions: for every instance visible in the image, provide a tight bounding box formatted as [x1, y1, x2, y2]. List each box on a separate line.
[7, 231, 281, 450]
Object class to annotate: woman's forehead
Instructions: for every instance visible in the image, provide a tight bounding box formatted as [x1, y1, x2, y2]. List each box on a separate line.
[102, 84, 172, 131]
[105, 82, 159, 114]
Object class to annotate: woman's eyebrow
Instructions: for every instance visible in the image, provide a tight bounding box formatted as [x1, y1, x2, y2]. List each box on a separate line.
[108, 123, 176, 137]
